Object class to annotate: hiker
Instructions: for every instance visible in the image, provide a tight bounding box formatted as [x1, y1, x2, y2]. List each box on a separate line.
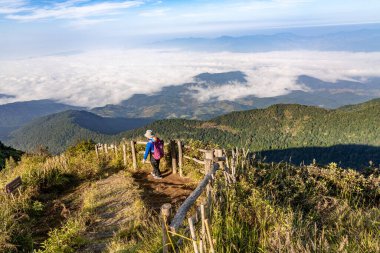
[142, 130, 164, 179]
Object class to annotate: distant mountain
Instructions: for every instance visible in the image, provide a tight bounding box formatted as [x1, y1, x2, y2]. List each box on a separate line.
[154, 29, 380, 52]
[91, 71, 252, 119]
[7, 100, 380, 168]
[92, 71, 377, 119]
[1, 71, 377, 135]
[5, 110, 153, 154]
[193, 71, 248, 86]
[0, 100, 82, 140]
[121, 99, 380, 168]
[0, 94, 15, 99]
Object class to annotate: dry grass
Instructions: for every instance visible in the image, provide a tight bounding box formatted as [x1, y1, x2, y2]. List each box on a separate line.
[208, 161, 380, 253]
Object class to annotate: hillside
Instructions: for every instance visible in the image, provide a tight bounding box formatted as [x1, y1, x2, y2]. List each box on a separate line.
[0, 141, 23, 169]
[122, 99, 380, 168]
[0, 100, 82, 140]
[5, 99, 380, 168]
[91, 72, 376, 119]
[5, 110, 153, 154]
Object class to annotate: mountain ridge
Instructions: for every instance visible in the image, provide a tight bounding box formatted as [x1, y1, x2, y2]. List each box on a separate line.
[1, 72, 378, 140]
[5, 110, 152, 154]
[154, 29, 380, 52]
[5, 99, 380, 168]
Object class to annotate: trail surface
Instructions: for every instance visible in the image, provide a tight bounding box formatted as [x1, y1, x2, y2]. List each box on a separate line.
[79, 169, 195, 252]
[80, 171, 142, 252]
[132, 169, 195, 211]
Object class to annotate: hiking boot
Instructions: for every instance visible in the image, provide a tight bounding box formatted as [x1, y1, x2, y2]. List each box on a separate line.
[150, 172, 155, 177]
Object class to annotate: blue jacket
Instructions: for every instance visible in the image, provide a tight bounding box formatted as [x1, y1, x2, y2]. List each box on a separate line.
[143, 138, 155, 160]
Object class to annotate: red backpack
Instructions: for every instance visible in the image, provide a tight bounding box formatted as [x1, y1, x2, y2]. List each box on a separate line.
[152, 138, 164, 160]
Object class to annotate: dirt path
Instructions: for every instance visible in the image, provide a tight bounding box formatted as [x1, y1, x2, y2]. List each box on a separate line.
[132, 168, 196, 212]
[80, 171, 141, 252]
[79, 169, 195, 252]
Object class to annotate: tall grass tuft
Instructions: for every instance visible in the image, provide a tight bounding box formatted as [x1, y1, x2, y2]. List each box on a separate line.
[208, 161, 380, 252]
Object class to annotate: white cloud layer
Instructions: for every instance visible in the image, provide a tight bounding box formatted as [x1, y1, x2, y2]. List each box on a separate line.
[0, 49, 380, 107]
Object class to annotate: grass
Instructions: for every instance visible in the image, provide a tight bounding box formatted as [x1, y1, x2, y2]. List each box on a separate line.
[207, 161, 380, 252]
[2, 139, 379, 253]
[0, 140, 133, 252]
[35, 216, 88, 253]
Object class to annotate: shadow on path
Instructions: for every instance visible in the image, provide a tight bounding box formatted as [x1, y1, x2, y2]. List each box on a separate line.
[132, 169, 195, 212]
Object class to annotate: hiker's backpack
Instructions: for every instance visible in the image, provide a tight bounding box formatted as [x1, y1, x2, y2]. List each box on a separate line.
[152, 138, 165, 160]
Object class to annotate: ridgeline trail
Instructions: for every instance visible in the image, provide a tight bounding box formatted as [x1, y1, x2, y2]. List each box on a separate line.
[132, 168, 195, 211]
[29, 166, 195, 252]
[79, 168, 195, 252]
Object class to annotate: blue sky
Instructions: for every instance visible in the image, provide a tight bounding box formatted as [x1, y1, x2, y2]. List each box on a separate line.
[0, 0, 380, 57]
[0, 1, 380, 107]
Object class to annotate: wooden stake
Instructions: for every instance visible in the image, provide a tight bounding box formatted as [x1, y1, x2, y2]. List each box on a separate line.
[177, 140, 183, 177]
[235, 147, 239, 166]
[122, 144, 127, 166]
[130, 141, 137, 170]
[204, 159, 212, 175]
[188, 217, 199, 253]
[205, 150, 214, 161]
[95, 145, 99, 159]
[201, 203, 206, 240]
[224, 149, 230, 168]
[170, 140, 177, 174]
[114, 144, 118, 159]
[161, 203, 172, 253]
[105, 143, 108, 154]
[204, 219, 215, 253]
[214, 149, 223, 158]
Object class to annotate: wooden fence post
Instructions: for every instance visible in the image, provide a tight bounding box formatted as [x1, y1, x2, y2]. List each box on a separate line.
[122, 144, 127, 166]
[204, 159, 213, 216]
[205, 218, 215, 253]
[95, 145, 99, 159]
[161, 203, 172, 253]
[114, 144, 118, 159]
[170, 140, 177, 174]
[214, 149, 223, 158]
[204, 159, 212, 175]
[201, 203, 206, 240]
[105, 144, 108, 154]
[130, 141, 137, 170]
[177, 140, 183, 177]
[188, 217, 200, 253]
[205, 150, 214, 162]
[224, 149, 230, 168]
[235, 147, 239, 165]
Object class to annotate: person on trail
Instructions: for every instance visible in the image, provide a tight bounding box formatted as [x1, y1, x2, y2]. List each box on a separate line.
[142, 130, 164, 179]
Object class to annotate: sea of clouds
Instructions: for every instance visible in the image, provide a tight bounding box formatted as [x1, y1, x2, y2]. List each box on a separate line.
[0, 49, 379, 107]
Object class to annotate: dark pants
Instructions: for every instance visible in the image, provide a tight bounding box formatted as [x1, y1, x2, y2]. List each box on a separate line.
[150, 156, 161, 176]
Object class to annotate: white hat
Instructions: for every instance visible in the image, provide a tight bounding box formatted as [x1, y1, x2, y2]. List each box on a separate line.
[144, 130, 154, 139]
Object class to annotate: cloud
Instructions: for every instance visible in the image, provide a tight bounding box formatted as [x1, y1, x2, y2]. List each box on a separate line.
[0, 49, 379, 107]
[3, 0, 143, 21]
[139, 8, 170, 17]
[0, 0, 30, 14]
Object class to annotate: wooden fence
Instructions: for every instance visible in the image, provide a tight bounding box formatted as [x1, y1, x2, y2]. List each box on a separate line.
[95, 139, 188, 178]
[95, 140, 248, 252]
